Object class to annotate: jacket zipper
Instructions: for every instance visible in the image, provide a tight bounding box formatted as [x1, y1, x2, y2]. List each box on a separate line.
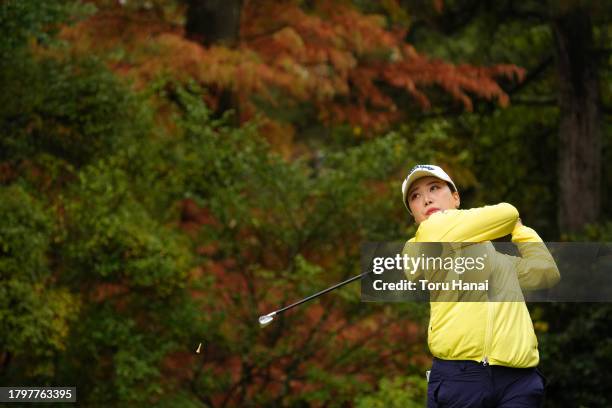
[482, 302, 495, 366]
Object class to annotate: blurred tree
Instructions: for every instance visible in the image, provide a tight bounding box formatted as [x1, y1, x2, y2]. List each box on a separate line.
[1, 2, 432, 405]
[2, 0, 610, 406]
[399, 0, 610, 236]
[552, 4, 602, 233]
[167, 86, 430, 406]
[0, 185, 79, 381]
[0, 0, 85, 384]
[354, 374, 427, 407]
[398, 2, 612, 407]
[1, 1, 209, 404]
[184, 0, 243, 118]
[184, 0, 242, 46]
[59, 0, 524, 138]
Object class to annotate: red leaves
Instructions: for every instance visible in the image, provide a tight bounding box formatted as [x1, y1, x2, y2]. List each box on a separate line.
[240, 1, 525, 130]
[60, 0, 525, 134]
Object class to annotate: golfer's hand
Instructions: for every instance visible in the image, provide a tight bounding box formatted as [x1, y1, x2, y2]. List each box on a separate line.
[515, 218, 523, 228]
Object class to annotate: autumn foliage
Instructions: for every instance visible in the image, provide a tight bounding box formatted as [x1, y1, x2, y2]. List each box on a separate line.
[5, 0, 612, 406]
[61, 0, 524, 132]
[3, 0, 532, 405]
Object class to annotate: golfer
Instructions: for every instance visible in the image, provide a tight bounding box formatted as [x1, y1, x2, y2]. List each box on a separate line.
[401, 164, 560, 408]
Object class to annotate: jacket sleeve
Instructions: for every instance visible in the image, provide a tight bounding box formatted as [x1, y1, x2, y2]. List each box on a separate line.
[404, 203, 518, 280]
[414, 203, 519, 243]
[508, 224, 561, 290]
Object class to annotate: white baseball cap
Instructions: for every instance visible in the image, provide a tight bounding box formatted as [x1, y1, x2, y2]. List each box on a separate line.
[401, 164, 457, 212]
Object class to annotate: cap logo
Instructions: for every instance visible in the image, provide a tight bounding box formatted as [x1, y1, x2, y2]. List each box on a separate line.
[409, 164, 436, 173]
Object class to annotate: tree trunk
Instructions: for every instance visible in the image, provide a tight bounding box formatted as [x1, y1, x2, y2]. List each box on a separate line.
[185, 0, 243, 46]
[553, 8, 601, 234]
[184, 0, 243, 120]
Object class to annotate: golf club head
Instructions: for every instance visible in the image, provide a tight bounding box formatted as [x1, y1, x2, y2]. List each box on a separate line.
[258, 312, 276, 327]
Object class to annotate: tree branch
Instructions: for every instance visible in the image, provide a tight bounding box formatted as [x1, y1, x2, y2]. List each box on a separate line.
[511, 95, 557, 106]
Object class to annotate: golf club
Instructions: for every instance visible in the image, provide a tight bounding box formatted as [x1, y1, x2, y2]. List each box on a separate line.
[258, 270, 373, 326]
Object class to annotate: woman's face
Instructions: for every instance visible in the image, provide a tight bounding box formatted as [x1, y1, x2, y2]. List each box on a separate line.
[406, 176, 460, 224]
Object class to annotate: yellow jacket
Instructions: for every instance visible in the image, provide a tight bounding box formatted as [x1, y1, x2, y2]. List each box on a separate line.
[403, 203, 560, 367]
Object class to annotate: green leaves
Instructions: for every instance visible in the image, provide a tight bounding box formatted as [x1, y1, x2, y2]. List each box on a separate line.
[0, 55, 148, 166]
[355, 375, 427, 408]
[0, 0, 92, 53]
[61, 157, 192, 296]
[0, 185, 79, 379]
[8, 1, 594, 404]
[0, 185, 51, 277]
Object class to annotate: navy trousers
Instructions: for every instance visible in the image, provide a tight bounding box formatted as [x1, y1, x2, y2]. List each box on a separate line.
[427, 358, 546, 408]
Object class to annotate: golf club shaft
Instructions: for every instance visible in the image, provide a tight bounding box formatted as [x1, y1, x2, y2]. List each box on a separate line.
[273, 270, 373, 316]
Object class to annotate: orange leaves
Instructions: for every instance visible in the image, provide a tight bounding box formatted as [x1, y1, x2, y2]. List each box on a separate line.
[60, 0, 525, 134]
[240, 0, 525, 130]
